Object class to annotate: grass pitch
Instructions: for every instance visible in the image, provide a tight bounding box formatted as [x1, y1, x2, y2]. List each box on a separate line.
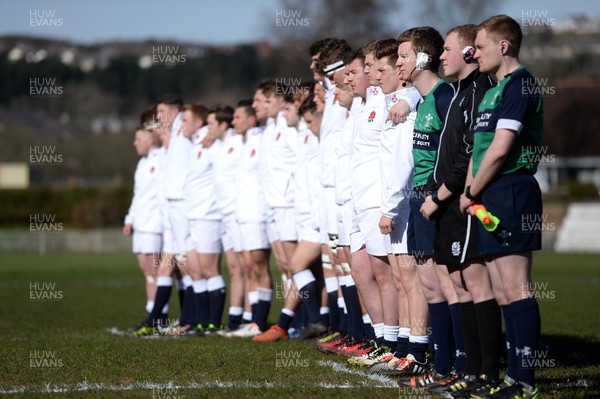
[0, 251, 599, 398]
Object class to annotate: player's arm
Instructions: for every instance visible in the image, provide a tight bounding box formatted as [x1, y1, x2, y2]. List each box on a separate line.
[436, 80, 485, 200]
[459, 157, 475, 214]
[123, 159, 142, 236]
[468, 128, 516, 197]
[380, 122, 413, 233]
[421, 85, 454, 219]
[387, 99, 411, 124]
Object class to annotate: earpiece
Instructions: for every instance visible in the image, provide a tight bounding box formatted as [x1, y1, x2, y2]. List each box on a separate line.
[415, 52, 431, 71]
[462, 46, 475, 63]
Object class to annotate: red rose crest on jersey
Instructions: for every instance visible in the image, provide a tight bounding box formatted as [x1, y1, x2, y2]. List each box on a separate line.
[391, 94, 398, 103]
[150, 166, 155, 173]
[250, 149, 256, 157]
[197, 150, 202, 158]
[304, 134, 309, 144]
[333, 94, 339, 104]
[371, 87, 379, 96]
[276, 132, 282, 141]
[228, 147, 234, 154]
[368, 111, 376, 122]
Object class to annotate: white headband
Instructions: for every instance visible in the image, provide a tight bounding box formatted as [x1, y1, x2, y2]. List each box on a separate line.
[324, 60, 345, 75]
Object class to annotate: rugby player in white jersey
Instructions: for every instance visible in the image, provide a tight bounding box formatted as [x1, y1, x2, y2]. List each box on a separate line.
[231, 81, 281, 336]
[255, 89, 328, 342]
[130, 104, 177, 335]
[134, 103, 209, 336]
[158, 94, 189, 263]
[265, 80, 299, 264]
[341, 42, 400, 358]
[385, 27, 454, 376]
[123, 124, 162, 321]
[313, 39, 352, 336]
[223, 100, 272, 337]
[254, 80, 299, 332]
[177, 104, 225, 336]
[194, 105, 241, 334]
[321, 81, 360, 348]
[354, 38, 423, 369]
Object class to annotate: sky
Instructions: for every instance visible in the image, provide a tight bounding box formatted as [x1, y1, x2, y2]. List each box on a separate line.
[0, 0, 597, 45]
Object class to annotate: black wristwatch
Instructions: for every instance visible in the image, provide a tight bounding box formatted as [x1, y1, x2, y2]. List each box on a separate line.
[431, 191, 444, 206]
[465, 185, 477, 200]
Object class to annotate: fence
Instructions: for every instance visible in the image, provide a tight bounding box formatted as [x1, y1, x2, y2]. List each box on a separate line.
[0, 228, 131, 253]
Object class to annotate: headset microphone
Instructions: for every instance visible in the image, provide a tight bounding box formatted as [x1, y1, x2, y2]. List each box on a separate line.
[402, 66, 417, 87]
[402, 52, 430, 87]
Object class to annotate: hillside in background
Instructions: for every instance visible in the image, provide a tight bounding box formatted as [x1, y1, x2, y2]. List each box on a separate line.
[1, 24, 599, 185]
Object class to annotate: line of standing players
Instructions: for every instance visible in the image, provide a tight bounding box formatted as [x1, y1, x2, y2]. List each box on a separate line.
[123, 15, 544, 399]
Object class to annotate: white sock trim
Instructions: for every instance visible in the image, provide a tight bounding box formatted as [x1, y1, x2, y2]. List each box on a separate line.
[292, 269, 316, 290]
[229, 306, 243, 316]
[398, 327, 411, 338]
[192, 279, 207, 293]
[384, 325, 400, 342]
[248, 291, 259, 305]
[320, 306, 329, 315]
[207, 275, 226, 291]
[325, 276, 338, 293]
[157, 276, 173, 287]
[282, 308, 296, 317]
[258, 287, 273, 301]
[409, 335, 429, 344]
[373, 322, 385, 338]
[345, 275, 355, 287]
[182, 275, 193, 287]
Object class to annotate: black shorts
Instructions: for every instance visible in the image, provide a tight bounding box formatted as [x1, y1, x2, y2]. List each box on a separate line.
[434, 196, 480, 265]
[478, 173, 542, 257]
[408, 187, 435, 258]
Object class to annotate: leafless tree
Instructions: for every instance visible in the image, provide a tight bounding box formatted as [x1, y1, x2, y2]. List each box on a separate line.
[415, 0, 501, 34]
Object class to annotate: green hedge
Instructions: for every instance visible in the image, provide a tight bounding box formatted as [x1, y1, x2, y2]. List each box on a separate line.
[0, 186, 133, 228]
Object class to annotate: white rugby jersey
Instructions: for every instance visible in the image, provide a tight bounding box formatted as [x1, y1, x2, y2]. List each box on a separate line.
[264, 111, 298, 209]
[213, 129, 243, 218]
[154, 146, 170, 230]
[380, 87, 420, 218]
[319, 80, 347, 188]
[294, 122, 317, 227]
[350, 86, 387, 213]
[236, 126, 267, 223]
[125, 147, 162, 233]
[164, 128, 193, 200]
[334, 105, 354, 206]
[185, 134, 222, 221]
[258, 118, 275, 215]
[306, 129, 321, 230]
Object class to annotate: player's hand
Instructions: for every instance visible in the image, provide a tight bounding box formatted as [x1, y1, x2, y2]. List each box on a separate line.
[123, 224, 133, 236]
[459, 194, 474, 215]
[387, 99, 410, 124]
[420, 195, 438, 220]
[379, 215, 394, 235]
